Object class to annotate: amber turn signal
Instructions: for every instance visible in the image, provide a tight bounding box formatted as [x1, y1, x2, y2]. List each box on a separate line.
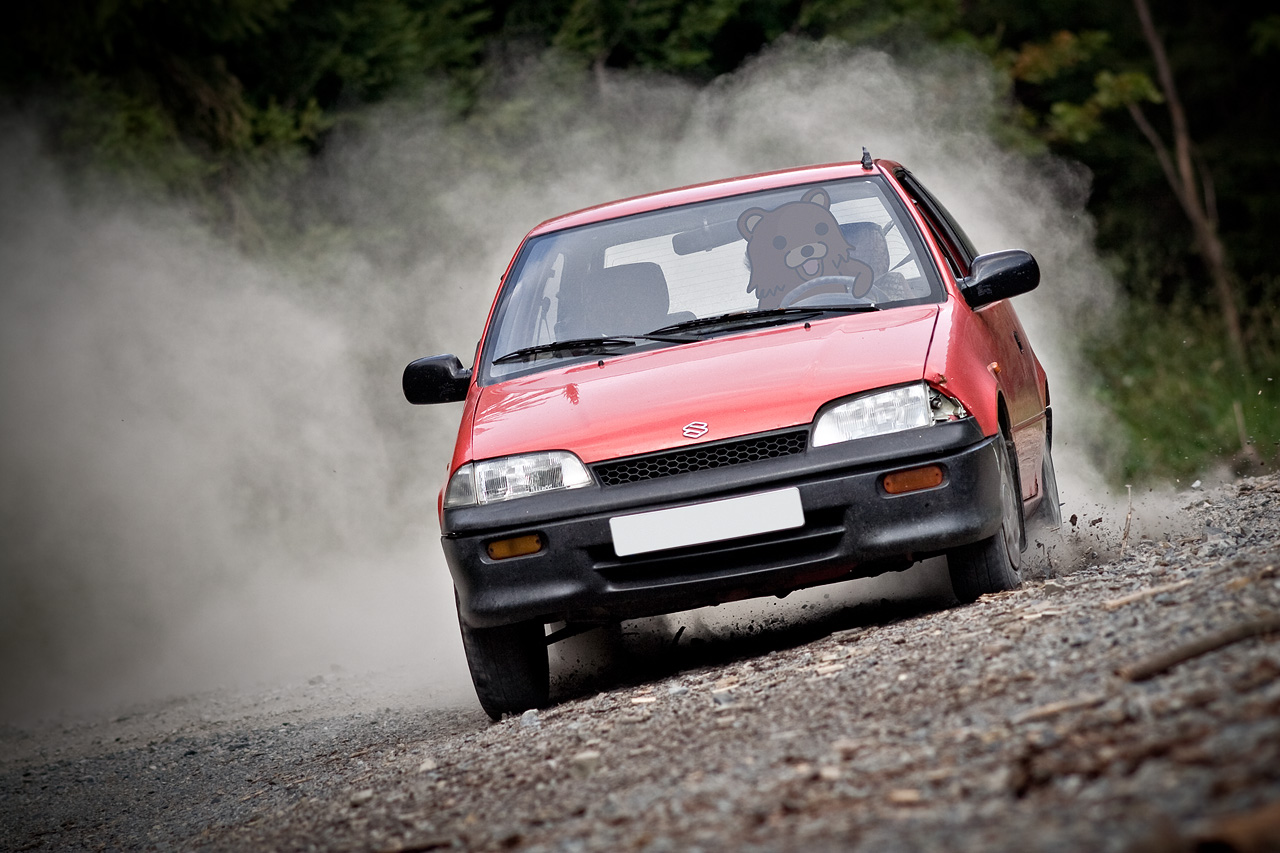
[883, 465, 944, 495]
[486, 534, 544, 560]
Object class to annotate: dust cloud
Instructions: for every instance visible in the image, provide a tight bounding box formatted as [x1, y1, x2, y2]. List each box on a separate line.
[0, 41, 1181, 724]
[0, 122, 475, 723]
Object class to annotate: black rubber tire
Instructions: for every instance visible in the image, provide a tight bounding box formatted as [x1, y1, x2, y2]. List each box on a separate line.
[1027, 439, 1062, 532]
[948, 432, 1025, 604]
[456, 598, 549, 721]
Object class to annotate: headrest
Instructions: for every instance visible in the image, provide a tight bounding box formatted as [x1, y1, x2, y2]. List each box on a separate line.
[840, 222, 892, 278]
[595, 263, 671, 330]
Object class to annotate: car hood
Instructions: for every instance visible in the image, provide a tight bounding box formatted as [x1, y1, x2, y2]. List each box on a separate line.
[469, 304, 941, 464]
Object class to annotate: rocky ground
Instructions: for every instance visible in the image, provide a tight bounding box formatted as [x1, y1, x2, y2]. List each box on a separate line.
[3, 474, 1280, 852]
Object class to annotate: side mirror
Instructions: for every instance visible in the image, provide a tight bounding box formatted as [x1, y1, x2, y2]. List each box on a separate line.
[961, 250, 1039, 309]
[403, 355, 472, 404]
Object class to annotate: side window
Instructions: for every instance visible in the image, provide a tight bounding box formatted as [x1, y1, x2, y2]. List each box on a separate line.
[896, 169, 977, 278]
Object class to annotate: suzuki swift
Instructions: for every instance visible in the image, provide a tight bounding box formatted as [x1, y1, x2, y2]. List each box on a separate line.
[404, 153, 1060, 719]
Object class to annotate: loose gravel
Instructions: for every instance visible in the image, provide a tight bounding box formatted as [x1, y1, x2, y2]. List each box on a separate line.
[3, 474, 1279, 852]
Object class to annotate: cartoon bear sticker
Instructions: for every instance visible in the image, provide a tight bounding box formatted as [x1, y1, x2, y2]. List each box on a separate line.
[737, 187, 875, 310]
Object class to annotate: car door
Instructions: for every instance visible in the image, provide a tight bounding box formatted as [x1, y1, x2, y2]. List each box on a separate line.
[895, 169, 1044, 499]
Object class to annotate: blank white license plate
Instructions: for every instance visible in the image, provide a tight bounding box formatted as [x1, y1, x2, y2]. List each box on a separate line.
[609, 487, 804, 557]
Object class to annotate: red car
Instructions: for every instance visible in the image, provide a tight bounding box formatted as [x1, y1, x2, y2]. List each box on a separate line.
[405, 153, 1060, 719]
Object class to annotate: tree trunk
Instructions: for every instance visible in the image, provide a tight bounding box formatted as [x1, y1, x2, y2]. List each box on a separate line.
[1131, 0, 1248, 372]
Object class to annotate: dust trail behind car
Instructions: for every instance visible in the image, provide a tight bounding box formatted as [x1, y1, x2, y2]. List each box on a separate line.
[0, 42, 1170, 725]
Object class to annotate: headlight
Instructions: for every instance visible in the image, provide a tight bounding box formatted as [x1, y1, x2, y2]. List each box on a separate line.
[812, 383, 967, 447]
[444, 451, 593, 508]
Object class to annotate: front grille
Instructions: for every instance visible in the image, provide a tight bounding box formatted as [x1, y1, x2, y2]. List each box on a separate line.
[592, 429, 809, 486]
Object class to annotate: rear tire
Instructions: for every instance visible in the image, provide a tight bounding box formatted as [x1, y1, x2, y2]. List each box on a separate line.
[948, 431, 1024, 603]
[456, 597, 549, 721]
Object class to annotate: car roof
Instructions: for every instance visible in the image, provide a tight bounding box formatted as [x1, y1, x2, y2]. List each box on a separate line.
[526, 158, 904, 237]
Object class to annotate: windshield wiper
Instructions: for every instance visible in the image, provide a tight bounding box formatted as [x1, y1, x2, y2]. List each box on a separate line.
[492, 334, 691, 365]
[496, 306, 882, 364]
[800, 303, 881, 313]
[648, 305, 879, 337]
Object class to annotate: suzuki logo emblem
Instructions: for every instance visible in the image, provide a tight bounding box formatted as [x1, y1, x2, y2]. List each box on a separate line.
[682, 421, 709, 439]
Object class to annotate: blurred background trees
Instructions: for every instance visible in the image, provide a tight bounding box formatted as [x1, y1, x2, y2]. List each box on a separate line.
[3, 0, 1277, 481]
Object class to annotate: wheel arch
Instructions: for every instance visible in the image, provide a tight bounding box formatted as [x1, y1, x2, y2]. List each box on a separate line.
[995, 392, 1013, 439]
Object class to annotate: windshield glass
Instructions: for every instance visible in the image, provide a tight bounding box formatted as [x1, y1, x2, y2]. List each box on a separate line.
[481, 175, 943, 383]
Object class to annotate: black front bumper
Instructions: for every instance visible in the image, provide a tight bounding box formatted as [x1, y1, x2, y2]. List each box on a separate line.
[443, 419, 1002, 629]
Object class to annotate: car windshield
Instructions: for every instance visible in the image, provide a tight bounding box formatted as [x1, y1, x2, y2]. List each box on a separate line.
[481, 175, 943, 383]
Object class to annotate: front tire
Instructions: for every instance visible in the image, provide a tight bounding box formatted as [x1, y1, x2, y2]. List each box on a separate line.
[456, 597, 549, 721]
[948, 431, 1024, 603]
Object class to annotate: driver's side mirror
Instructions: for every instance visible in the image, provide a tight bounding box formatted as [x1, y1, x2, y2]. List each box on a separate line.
[403, 355, 472, 404]
[961, 250, 1039, 309]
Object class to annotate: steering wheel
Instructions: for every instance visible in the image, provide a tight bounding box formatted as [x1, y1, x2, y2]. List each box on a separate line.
[779, 275, 868, 309]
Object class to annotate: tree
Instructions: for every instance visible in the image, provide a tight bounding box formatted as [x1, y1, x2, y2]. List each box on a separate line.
[1001, 1, 1254, 372]
[1125, 0, 1246, 371]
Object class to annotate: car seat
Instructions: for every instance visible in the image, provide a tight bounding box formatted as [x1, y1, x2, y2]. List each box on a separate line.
[840, 222, 913, 301]
[591, 262, 693, 335]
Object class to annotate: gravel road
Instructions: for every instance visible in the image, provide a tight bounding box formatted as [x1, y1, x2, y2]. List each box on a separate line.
[4, 474, 1279, 853]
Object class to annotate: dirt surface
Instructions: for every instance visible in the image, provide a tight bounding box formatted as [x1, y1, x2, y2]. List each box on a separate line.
[4, 474, 1280, 852]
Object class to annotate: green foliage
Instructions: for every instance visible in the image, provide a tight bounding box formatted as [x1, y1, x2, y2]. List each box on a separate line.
[1003, 29, 1109, 85]
[232, 0, 490, 111]
[5, 0, 489, 148]
[971, 0, 1280, 310]
[796, 0, 964, 48]
[661, 0, 749, 70]
[537, 0, 972, 77]
[1250, 15, 1280, 54]
[1085, 296, 1280, 483]
[1000, 28, 1163, 146]
[549, 0, 771, 74]
[1089, 69, 1161, 110]
[1045, 100, 1102, 146]
[50, 74, 217, 198]
[1039, 68, 1162, 145]
[3, 0, 492, 245]
[552, 0, 685, 66]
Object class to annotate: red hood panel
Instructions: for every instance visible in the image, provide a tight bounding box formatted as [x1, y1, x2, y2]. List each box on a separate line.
[470, 305, 940, 464]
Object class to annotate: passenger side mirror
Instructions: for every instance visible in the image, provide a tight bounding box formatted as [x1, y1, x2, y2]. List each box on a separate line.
[403, 354, 472, 404]
[961, 250, 1039, 309]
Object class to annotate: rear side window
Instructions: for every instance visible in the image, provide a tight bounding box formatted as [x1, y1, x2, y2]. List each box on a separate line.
[895, 169, 978, 278]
